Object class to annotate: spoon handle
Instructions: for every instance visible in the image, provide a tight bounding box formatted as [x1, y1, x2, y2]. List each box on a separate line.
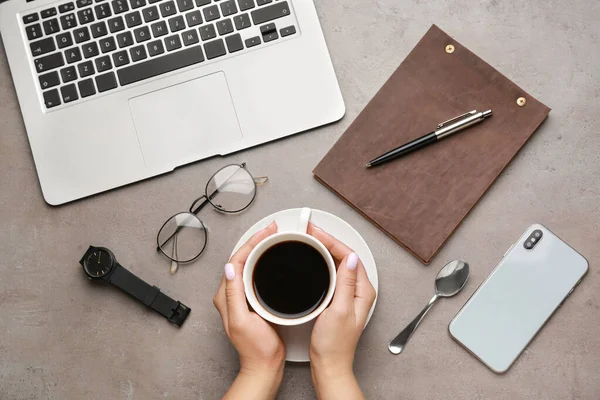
[388, 294, 438, 354]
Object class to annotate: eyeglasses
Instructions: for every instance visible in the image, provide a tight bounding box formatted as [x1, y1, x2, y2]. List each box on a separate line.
[156, 163, 267, 274]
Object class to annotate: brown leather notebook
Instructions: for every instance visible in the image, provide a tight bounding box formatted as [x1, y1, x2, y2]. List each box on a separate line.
[313, 25, 551, 264]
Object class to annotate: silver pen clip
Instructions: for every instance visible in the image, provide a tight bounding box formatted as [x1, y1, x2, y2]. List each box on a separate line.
[437, 110, 478, 129]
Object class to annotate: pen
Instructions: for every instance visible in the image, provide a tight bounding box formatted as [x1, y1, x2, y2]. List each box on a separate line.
[366, 109, 492, 168]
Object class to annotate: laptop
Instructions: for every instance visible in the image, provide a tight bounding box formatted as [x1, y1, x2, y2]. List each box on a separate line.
[0, 0, 345, 205]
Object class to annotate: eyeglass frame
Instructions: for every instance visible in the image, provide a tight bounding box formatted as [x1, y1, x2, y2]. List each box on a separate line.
[156, 162, 260, 264]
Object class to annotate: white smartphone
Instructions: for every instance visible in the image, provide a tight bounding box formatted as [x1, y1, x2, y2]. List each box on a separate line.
[448, 223, 588, 373]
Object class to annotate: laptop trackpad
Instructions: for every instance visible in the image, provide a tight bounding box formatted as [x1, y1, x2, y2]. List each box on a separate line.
[129, 72, 242, 169]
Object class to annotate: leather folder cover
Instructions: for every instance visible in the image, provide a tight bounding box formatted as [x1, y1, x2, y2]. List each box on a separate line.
[313, 25, 551, 264]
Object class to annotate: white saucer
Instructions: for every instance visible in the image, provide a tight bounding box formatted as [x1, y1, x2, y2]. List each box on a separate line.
[231, 208, 379, 362]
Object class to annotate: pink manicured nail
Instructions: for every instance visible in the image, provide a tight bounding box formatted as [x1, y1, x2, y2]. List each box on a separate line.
[347, 253, 359, 270]
[224, 263, 235, 281]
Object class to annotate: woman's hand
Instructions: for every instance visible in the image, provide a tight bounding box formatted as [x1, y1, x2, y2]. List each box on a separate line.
[307, 224, 377, 400]
[213, 222, 285, 400]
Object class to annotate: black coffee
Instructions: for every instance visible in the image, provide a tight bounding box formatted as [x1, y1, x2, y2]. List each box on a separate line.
[253, 240, 330, 318]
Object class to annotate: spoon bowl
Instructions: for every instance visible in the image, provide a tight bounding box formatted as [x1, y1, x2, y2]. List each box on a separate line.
[435, 260, 470, 297]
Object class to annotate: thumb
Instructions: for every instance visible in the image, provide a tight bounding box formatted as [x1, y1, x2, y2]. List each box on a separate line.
[224, 262, 248, 322]
[331, 253, 359, 311]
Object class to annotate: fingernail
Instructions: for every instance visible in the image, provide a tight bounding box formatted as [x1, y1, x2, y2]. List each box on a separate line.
[224, 263, 235, 281]
[265, 221, 276, 230]
[346, 253, 359, 270]
[311, 225, 323, 232]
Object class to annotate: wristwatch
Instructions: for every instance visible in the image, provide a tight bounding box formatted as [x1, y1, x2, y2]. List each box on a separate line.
[80, 245, 191, 327]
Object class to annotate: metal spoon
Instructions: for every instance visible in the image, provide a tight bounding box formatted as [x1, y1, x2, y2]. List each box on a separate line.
[388, 260, 469, 354]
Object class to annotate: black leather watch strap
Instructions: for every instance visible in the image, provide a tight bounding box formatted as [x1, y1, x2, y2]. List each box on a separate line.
[109, 264, 191, 326]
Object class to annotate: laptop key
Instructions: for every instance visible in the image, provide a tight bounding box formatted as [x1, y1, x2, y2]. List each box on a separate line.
[225, 33, 242, 53]
[112, 0, 129, 14]
[195, 0, 210, 6]
[99, 36, 117, 53]
[217, 18, 233, 35]
[78, 60, 95, 77]
[129, 44, 147, 61]
[159, 1, 176, 18]
[56, 32, 74, 49]
[164, 34, 182, 51]
[185, 10, 202, 27]
[181, 29, 199, 46]
[112, 50, 130, 66]
[60, 66, 78, 82]
[220, 0, 237, 16]
[78, 78, 96, 97]
[125, 11, 142, 27]
[77, 8, 95, 24]
[130, 0, 147, 9]
[108, 16, 125, 32]
[233, 13, 250, 30]
[96, 71, 118, 92]
[73, 26, 90, 43]
[168, 16, 185, 32]
[142, 6, 159, 22]
[43, 89, 61, 108]
[34, 52, 65, 73]
[30, 37, 56, 56]
[133, 26, 151, 42]
[244, 35, 260, 48]
[94, 3, 112, 19]
[82, 41, 100, 58]
[23, 13, 39, 24]
[59, 3, 76, 13]
[65, 47, 83, 63]
[39, 71, 60, 89]
[61, 84, 79, 103]
[261, 23, 277, 42]
[118, 45, 204, 86]
[256, 0, 271, 5]
[251, 1, 289, 25]
[203, 5, 220, 22]
[147, 40, 164, 56]
[25, 24, 43, 41]
[41, 8, 58, 19]
[43, 18, 61, 35]
[60, 13, 78, 29]
[203, 38, 225, 59]
[95, 55, 112, 71]
[176, 0, 193, 13]
[91, 21, 108, 37]
[116, 31, 134, 47]
[199, 24, 216, 40]
[280, 25, 295, 37]
[151, 21, 168, 37]
[237, 0, 254, 11]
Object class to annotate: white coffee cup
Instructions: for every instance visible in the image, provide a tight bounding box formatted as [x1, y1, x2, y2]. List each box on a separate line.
[243, 208, 337, 326]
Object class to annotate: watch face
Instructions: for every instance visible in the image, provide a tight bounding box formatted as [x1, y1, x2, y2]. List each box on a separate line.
[84, 249, 114, 278]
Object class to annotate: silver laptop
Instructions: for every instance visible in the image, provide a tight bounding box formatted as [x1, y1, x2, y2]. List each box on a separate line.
[0, 0, 344, 205]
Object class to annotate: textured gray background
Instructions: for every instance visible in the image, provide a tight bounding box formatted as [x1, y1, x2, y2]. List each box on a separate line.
[1, 0, 599, 399]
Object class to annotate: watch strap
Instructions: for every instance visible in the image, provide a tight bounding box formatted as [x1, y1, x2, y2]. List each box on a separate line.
[109, 264, 191, 326]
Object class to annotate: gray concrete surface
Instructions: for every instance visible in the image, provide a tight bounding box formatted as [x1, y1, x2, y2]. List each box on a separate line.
[1, 0, 599, 399]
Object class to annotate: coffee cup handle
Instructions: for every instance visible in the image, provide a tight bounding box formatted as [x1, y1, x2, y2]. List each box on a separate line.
[297, 208, 312, 233]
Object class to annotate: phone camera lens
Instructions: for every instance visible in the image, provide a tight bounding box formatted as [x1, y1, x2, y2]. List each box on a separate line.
[525, 242, 532, 249]
[534, 231, 541, 238]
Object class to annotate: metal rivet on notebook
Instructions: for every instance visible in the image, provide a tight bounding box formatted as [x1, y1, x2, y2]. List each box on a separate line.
[445, 44, 455, 54]
[517, 97, 527, 107]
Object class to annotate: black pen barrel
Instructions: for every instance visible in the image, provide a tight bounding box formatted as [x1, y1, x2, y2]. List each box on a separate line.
[368, 132, 437, 167]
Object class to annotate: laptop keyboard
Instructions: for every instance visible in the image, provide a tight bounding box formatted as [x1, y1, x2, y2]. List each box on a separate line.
[21, 0, 297, 110]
